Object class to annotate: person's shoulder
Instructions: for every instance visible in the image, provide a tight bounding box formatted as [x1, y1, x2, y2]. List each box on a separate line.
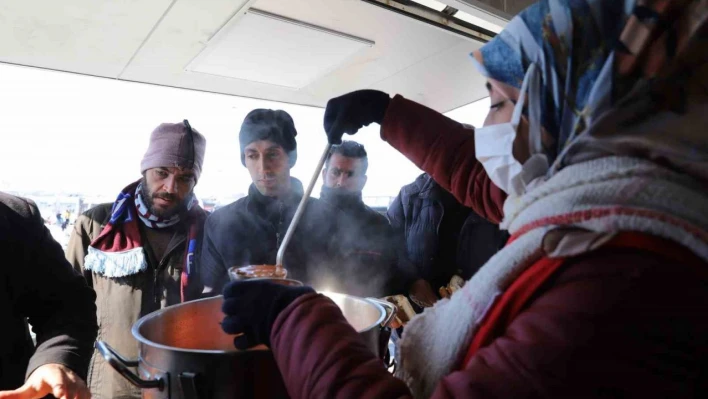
[205, 197, 250, 226]
[212, 197, 249, 215]
[306, 196, 341, 217]
[303, 197, 346, 232]
[354, 205, 394, 240]
[0, 192, 38, 220]
[0, 193, 44, 240]
[192, 202, 210, 219]
[547, 237, 707, 298]
[76, 202, 113, 224]
[397, 173, 429, 199]
[363, 205, 391, 226]
[81, 203, 113, 221]
[413, 173, 431, 187]
[72, 203, 113, 237]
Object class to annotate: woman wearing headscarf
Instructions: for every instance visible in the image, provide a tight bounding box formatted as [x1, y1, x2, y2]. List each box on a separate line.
[220, 0, 708, 397]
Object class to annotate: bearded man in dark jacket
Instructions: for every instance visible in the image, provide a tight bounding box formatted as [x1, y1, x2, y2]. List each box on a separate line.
[199, 109, 342, 294]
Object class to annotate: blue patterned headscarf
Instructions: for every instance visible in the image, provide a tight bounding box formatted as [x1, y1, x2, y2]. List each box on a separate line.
[472, 0, 708, 174]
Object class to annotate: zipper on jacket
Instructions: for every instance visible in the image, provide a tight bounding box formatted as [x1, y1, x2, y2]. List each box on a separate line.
[154, 260, 163, 306]
[156, 234, 186, 305]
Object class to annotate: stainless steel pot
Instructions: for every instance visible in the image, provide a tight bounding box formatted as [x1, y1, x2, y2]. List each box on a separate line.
[97, 293, 395, 399]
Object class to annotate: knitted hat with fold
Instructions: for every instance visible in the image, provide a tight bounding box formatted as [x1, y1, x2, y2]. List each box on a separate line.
[140, 120, 206, 181]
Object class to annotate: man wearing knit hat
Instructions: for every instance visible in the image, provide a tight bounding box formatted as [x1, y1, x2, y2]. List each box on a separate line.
[66, 120, 208, 399]
[199, 109, 342, 294]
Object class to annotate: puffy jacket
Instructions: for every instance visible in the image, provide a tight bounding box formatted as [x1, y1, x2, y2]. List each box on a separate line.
[0, 192, 97, 391]
[387, 173, 506, 290]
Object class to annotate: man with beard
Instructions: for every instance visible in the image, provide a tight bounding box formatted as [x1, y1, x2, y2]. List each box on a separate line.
[66, 120, 208, 399]
[320, 141, 412, 297]
[199, 109, 342, 295]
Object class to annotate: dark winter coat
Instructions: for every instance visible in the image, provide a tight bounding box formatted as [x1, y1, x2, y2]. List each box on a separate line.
[387, 173, 507, 290]
[199, 178, 343, 293]
[320, 187, 414, 297]
[0, 192, 97, 391]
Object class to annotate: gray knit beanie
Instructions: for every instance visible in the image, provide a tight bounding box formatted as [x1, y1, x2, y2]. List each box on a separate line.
[140, 120, 206, 181]
[239, 109, 297, 167]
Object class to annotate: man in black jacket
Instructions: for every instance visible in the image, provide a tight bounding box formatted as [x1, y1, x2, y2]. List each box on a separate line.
[0, 192, 97, 399]
[199, 109, 342, 294]
[320, 141, 412, 297]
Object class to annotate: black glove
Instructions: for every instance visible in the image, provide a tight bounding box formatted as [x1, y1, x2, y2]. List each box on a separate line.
[221, 280, 315, 349]
[323, 90, 391, 144]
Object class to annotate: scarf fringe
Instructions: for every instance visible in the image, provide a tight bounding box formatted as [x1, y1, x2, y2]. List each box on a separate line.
[84, 246, 148, 278]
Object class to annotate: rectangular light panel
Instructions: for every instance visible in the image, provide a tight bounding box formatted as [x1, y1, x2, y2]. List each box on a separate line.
[187, 9, 374, 89]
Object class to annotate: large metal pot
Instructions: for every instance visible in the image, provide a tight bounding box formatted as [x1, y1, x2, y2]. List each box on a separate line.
[97, 292, 395, 399]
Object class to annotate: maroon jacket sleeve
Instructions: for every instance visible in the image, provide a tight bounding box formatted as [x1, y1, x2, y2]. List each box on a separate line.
[380, 95, 506, 224]
[271, 293, 412, 399]
[270, 248, 708, 398]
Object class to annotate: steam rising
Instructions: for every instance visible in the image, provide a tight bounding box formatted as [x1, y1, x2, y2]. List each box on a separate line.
[207, 179, 411, 298]
[303, 190, 409, 298]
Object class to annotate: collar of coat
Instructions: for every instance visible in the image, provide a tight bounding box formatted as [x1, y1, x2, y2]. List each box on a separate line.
[248, 177, 304, 205]
[319, 186, 365, 212]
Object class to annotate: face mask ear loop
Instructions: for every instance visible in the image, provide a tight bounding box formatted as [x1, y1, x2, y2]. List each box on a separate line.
[508, 63, 548, 197]
[526, 64, 543, 156]
[511, 63, 535, 128]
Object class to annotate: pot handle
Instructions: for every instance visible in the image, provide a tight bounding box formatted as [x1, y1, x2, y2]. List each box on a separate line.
[179, 372, 201, 399]
[96, 341, 164, 390]
[367, 298, 397, 328]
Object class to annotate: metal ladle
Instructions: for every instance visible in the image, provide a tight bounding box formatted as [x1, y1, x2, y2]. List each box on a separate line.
[275, 143, 332, 270]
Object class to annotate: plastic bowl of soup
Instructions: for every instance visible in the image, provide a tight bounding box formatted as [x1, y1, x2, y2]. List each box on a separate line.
[228, 264, 287, 281]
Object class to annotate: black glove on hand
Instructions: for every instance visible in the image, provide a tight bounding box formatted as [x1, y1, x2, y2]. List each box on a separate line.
[221, 280, 315, 349]
[324, 90, 391, 144]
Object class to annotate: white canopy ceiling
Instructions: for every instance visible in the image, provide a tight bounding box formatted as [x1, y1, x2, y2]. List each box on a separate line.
[0, 0, 534, 112]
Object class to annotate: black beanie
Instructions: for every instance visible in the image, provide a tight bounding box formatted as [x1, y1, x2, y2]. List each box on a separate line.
[239, 109, 298, 167]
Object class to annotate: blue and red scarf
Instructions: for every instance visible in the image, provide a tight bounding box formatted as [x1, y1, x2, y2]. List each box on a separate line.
[84, 180, 202, 302]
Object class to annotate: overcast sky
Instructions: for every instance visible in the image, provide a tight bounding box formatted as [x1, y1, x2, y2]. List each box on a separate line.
[0, 63, 489, 203]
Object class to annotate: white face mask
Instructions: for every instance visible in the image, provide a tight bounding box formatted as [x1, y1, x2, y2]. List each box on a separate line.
[474, 63, 548, 196]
